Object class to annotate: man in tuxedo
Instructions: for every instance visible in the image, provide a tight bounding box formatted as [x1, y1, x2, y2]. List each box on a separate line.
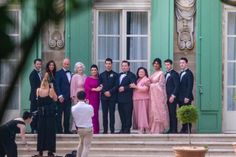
[117, 60, 136, 134]
[56, 58, 72, 134]
[99, 58, 118, 134]
[29, 58, 42, 133]
[164, 59, 180, 134]
[178, 57, 194, 133]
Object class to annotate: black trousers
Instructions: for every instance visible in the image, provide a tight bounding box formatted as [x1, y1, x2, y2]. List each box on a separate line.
[0, 135, 17, 157]
[101, 99, 116, 133]
[56, 101, 71, 133]
[30, 101, 38, 133]
[167, 99, 177, 133]
[118, 102, 133, 133]
[179, 101, 192, 133]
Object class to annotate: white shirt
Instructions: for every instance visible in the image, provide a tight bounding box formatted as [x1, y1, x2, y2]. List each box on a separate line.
[63, 68, 72, 82]
[71, 101, 94, 128]
[119, 73, 127, 84]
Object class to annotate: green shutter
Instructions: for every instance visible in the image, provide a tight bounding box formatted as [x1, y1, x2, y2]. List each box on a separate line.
[20, 1, 41, 114]
[65, 0, 92, 73]
[196, 0, 222, 133]
[151, 0, 174, 66]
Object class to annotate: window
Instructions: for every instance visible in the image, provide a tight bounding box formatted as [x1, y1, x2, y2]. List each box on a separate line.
[0, 9, 20, 110]
[94, 6, 150, 73]
[226, 11, 236, 111]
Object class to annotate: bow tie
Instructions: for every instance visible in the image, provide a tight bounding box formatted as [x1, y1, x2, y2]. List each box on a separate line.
[37, 70, 41, 73]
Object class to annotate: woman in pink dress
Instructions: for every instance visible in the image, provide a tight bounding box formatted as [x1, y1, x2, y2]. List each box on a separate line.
[70, 62, 87, 104]
[84, 64, 102, 134]
[149, 58, 169, 134]
[70, 62, 87, 132]
[130, 67, 150, 134]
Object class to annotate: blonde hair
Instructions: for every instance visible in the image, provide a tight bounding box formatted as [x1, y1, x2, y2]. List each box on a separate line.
[74, 62, 85, 73]
[40, 72, 50, 89]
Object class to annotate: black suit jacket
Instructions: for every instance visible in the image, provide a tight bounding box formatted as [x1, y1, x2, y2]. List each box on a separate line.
[165, 69, 180, 99]
[117, 71, 136, 104]
[29, 69, 41, 102]
[55, 69, 72, 101]
[178, 69, 194, 102]
[99, 70, 118, 101]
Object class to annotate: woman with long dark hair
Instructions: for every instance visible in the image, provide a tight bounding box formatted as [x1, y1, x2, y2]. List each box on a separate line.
[149, 58, 169, 134]
[45, 60, 57, 88]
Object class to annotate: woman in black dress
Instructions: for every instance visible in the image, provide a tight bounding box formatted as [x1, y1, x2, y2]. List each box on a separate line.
[45, 60, 57, 88]
[0, 111, 32, 157]
[37, 73, 57, 156]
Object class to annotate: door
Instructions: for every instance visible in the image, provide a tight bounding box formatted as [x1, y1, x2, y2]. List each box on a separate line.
[223, 10, 236, 133]
[196, 0, 222, 133]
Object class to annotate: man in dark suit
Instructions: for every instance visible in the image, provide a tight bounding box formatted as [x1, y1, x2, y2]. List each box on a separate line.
[99, 58, 118, 134]
[164, 59, 180, 134]
[178, 57, 194, 133]
[55, 58, 72, 134]
[117, 60, 136, 134]
[29, 58, 42, 133]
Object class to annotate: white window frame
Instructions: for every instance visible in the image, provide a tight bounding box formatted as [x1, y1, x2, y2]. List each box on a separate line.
[0, 6, 21, 115]
[223, 6, 236, 132]
[93, 1, 151, 73]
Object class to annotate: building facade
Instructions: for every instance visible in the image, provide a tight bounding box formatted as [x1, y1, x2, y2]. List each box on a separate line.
[1, 0, 236, 133]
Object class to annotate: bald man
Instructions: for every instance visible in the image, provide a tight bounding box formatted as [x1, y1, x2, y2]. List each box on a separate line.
[55, 58, 72, 134]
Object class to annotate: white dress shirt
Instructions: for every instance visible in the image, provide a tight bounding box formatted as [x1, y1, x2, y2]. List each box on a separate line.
[119, 73, 127, 84]
[71, 101, 94, 128]
[63, 68, 72, 82]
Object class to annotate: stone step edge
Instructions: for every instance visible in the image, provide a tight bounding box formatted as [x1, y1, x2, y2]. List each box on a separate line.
[16, 141, 236, 145]
[16, 134, 236, 138]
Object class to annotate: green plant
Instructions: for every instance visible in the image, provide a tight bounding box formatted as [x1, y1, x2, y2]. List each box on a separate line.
[177, 105, 198, 124]
[177, 105, 198, 145]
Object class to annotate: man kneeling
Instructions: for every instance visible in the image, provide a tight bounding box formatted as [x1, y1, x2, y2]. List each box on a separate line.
[71, 91, 94, 157]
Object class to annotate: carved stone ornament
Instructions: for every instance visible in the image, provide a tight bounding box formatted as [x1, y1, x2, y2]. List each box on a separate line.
[175, 0, 196, 50]
[48, 22, 65, 50]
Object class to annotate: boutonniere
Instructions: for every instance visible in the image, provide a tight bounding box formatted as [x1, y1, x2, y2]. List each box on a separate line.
[110, 74, 114, 77]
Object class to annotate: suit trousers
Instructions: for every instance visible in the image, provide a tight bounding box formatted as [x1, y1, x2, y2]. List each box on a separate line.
[167, 100, 177, 133]
[101, 99, 116, 133]
[77, 128, 93, 157]
[56, 101, 71, 133]
[30, 101, 38, 133]
[118, 102, 133, 133]
[179, 101, 192, 133]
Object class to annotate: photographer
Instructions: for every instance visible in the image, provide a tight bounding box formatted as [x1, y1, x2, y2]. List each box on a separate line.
[71, 91, 94, 157]
[0, 111, 32, 157]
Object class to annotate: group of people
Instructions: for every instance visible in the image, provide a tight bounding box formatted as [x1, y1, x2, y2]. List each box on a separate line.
[26, 56, 194, 156]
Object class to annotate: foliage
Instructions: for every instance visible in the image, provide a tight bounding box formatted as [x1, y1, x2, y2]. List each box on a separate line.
[177, 105, 198, 124]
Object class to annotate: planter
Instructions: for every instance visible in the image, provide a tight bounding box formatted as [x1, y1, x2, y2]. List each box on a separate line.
[173, 146, 208, 157]
[232, 143, 236, 155]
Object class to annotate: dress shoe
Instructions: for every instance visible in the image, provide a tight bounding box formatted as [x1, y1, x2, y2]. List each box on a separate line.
[179, 130, 188, 134]
[48, 151, 55, 157]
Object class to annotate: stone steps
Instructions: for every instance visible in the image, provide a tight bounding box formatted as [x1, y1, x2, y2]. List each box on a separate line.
[17, 134, 236, 142]
[16, 134, 236, 157]
[17, 141, 236, 149]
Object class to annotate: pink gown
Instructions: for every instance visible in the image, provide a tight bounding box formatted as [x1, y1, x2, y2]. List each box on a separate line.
[84, 76, 100, 134]
[132, 76, 150, 133]
[70, 74, 87, 104]
[70, 74, 86, 131]
[149, 70, 169, 134]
